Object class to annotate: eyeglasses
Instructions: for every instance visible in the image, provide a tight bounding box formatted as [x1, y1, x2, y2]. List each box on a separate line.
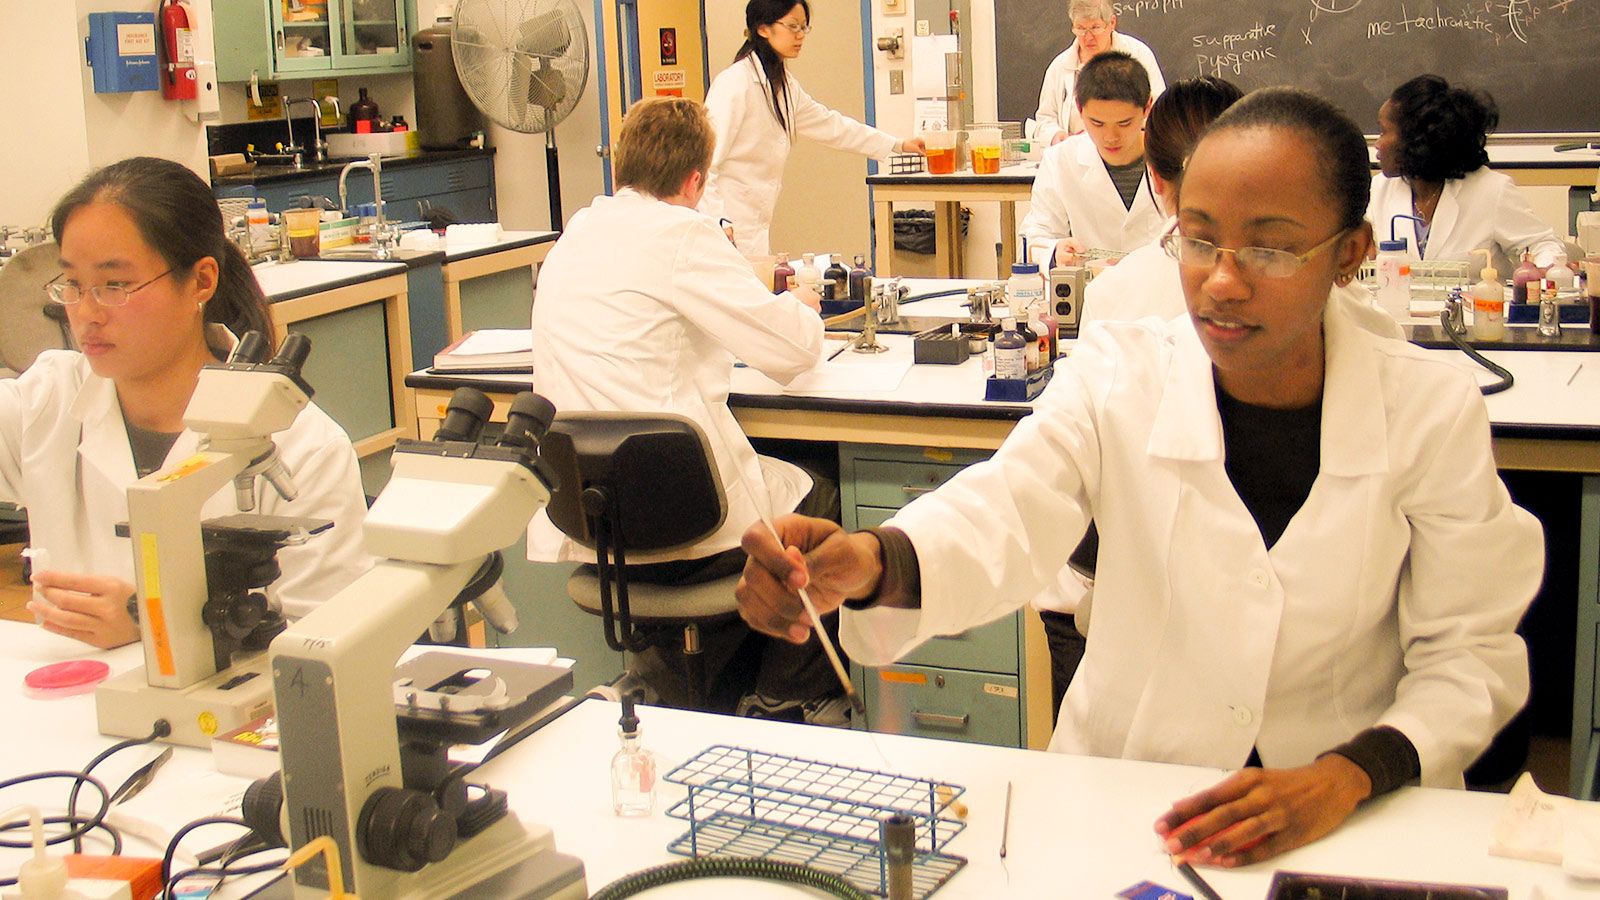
[774, 19, 811, 34]
[45, 269, 173, 307]
[1162, 228, 1349, 278]
[1072, 22, 1110, 36]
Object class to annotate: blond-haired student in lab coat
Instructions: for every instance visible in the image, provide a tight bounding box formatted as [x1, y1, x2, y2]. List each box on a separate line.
[0, 157, 371, 649]
[736, 89, 1542, 867]
[531, 98, 852, 719]
[1369, 74, 1565, 274]
[1021, 51, 1165, 269]
[1032, 0, 1165, 145]
[700, 0, 922, 256]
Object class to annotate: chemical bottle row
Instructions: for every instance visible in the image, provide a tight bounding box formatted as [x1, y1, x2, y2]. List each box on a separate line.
[772, 252, 875, 306]
[988, 256, 1058, 380]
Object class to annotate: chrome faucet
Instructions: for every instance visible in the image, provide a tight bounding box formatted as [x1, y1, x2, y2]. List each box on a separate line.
[339, 155, 395, 257]
[283, 97, 326, 166]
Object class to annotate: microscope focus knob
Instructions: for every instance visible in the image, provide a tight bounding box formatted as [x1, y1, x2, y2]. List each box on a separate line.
[241, 773, 286, 848]
[358, 786, 456, 872]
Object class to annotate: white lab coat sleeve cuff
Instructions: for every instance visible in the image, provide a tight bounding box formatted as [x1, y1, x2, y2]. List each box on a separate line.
[1376, 380, 1542, 787]
[840, 605, 932, 666]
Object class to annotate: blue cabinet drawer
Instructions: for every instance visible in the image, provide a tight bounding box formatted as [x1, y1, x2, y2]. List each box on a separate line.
[382, 159, 492, 200]
[862, 665, 1020, 748]
[852, 459, 966, 509]
[900, 614, 1019, 673]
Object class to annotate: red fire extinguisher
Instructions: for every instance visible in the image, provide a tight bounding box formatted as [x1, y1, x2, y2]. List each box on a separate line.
[160, 0, 197, 101]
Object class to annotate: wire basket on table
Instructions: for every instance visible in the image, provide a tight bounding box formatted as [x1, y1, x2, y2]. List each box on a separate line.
[889, 153, 926, 175]
[663, 744, 968, 899]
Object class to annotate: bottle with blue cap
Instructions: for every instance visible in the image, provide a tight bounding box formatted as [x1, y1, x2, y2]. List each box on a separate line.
[1006, 236, 1045, 318]
[1375, 214, 1422, 321]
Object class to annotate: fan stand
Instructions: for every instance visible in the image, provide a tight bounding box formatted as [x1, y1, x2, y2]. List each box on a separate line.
[545, 128, 563, 229]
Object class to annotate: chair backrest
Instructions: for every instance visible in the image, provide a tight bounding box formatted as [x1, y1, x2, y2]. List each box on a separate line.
[0, 242, 69, 374]
[540, 412, 727, 556]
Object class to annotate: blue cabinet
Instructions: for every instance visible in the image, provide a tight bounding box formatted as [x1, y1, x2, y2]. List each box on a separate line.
[841, 442, 1045, 749]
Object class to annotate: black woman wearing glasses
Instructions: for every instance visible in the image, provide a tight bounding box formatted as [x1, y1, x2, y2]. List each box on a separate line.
[700, 0, 923, 256]
[1032, 0, 1165, 145]
[735, 89, 1542, 867]
[0, 157, 370, 648]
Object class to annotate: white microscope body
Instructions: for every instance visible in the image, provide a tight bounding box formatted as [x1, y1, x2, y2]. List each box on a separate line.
[97, 334, 321, 747]
[264, 390, 586, 899]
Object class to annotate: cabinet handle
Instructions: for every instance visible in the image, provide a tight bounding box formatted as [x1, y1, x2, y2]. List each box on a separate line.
[901, 484, 938, 496]
[912, 711, 969, 730]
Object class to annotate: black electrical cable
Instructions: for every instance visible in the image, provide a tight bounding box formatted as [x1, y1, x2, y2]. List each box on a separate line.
[68, 719, 170, 852]
[158, 815, 250, 899]
[1438, 309, 1515, 395]
[0, 770, 120, 888]
[589, 858, 872, 900]
[900, 287, 969, 306]
[164, 842, 288, 899]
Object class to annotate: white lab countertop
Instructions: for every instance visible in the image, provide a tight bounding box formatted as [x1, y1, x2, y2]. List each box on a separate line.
[0, 620, 1589, 898]
[250, 258, 407, 302]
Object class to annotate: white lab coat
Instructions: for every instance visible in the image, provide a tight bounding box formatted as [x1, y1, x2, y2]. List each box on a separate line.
[0, 347, 372, 620]
[700, 55, 900, 257]
[1367, 168, 1565, 275]
[1021, 133, 1165, 266]
[528, 188, 824, 564]
[1032, 32, 1166, 145]
[844, 296, 1542, 786]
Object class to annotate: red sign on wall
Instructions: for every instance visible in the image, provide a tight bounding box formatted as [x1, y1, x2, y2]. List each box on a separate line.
[660, 28, 677, 66]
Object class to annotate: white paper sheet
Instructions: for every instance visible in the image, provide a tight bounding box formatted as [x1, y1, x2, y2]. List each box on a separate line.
[451, 328, 534, 355]
[911, 34, 957, 98]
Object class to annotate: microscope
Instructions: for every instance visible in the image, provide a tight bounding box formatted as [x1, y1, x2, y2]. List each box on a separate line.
[97, 332, 333, 748]
[244, 388, 586, 898]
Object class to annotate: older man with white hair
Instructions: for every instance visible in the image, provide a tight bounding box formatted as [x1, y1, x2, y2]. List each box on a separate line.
[1033, 0, 1165, 144]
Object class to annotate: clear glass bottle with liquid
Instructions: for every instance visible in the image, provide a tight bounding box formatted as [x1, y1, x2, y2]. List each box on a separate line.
[823, 254, 850, 302]
[611, 693, 657, 816]
[772, 252, 795, 294]
[848, 254, 872, 306]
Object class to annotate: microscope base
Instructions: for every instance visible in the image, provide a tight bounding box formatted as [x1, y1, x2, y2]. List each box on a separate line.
[266, 814, 586, 899]
[96, 652, 274, 748]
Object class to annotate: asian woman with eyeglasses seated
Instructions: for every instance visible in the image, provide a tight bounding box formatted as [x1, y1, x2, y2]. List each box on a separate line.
[699, 0, 923, 256]
[0, 157, 371, 649]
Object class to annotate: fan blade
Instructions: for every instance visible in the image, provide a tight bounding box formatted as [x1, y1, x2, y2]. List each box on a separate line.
[527, 66, 566, 110]
[517, 9, 570, 55]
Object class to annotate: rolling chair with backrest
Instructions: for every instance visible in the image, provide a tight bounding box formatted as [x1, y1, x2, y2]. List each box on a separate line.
[539, 412, 743, 711]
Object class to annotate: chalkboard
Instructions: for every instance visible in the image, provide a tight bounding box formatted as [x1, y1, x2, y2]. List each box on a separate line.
[996, 0, 1600, 135]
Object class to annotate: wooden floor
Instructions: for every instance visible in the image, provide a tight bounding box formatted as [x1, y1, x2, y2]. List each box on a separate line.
[0, 542, 31, 623]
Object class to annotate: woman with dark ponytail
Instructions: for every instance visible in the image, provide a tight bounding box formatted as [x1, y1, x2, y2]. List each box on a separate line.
[701, 0, 923, 256]
[0, 156, 370, 648]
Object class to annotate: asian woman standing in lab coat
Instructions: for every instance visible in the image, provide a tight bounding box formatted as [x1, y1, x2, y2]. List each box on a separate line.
[1369, 75, 1565, 274]
[700, 0, 923, 256]
[0, 157, 371, 649]
[736, 89, 1542, 867]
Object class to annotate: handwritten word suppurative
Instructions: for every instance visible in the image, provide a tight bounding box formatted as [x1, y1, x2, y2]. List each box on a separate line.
[1192, 21, 1278, 50]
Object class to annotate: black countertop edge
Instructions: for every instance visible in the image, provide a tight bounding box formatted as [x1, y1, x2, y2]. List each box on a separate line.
[214, 147, 497, 187]
[1492, 422, 1600, 440]
[406, 372, 534, 391]
[867, 174, 1036, 186]
[445, 232, 560, 262]
[267, 268, 407, 303]
[727, 392, 1034, 420]
[1407, 325, 1600, 352]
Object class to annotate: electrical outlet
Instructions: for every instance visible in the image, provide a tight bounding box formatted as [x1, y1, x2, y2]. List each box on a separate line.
[915, 19, 930, 36]
[882, 0, 906, 14]
[889, 69, 904, 94]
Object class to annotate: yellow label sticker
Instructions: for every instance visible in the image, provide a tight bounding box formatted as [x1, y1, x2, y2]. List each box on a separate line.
[139, 533, 174, 677]
[156, 454, 215, 482]
[923, 448, 955, 463]
[198, 712, 219, 736]
[982, 683, 1018, 699]
[880, 670, 927, 685]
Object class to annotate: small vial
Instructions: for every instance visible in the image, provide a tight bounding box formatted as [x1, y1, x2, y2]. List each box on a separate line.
[611, 693, 657, 816]
[1538, 279, 1562, 338]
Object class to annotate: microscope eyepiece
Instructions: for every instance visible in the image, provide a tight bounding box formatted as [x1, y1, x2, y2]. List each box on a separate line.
[434, 387, 494, 443]
[271, 333, 313, 375]
[232, 331, 270, 364]
[498, 392, 557, 450]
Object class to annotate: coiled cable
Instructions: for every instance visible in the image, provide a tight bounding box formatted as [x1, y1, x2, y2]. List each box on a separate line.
[1439, 308, 1514, 395]
[589, 858, 872, 900]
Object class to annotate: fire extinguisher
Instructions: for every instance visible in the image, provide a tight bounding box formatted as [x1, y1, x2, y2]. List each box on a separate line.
[160, 0, 197, 101]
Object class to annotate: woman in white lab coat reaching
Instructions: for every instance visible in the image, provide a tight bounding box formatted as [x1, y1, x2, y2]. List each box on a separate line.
[0, 157, 371, 649]
[701, 0, 923, 256]
[1369, 74, 1565, 274]
[736, 89, 1542, 867]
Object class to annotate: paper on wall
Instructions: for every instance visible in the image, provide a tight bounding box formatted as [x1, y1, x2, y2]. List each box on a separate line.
[914, 99, 949, 133]
[911, 34, 957, 98]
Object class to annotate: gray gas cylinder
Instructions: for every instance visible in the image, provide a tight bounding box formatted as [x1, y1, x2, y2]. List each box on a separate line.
[412, 18, 485, 150]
